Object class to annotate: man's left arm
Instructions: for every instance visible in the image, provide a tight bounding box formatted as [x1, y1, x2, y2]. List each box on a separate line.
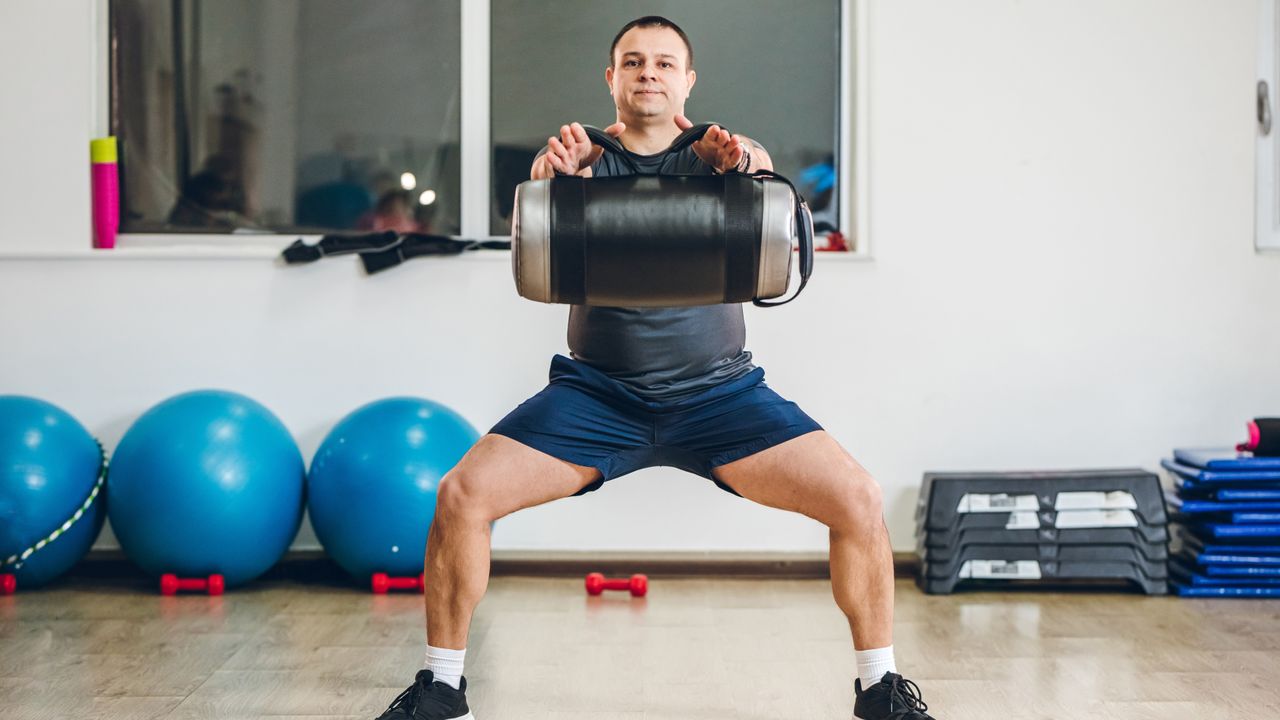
[733, 136, 774, 173]
[679, 116, 774, 174]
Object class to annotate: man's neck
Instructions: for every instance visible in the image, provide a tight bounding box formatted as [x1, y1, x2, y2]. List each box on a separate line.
[617, 117, 680, 155]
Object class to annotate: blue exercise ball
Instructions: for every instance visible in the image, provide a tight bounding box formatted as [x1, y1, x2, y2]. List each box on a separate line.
[308, 397, 480, 582]
[0, 396, 106, 589]
[107, 390, 304, 588]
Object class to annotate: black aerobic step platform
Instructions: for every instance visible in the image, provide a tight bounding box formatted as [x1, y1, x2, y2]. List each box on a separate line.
[919, 541, 1167, 573]
[916, 469, 1166, 530]
[919, 523, 1168, 548]
[920, 545, 1167, 580]
[916, 559, 1167, 595]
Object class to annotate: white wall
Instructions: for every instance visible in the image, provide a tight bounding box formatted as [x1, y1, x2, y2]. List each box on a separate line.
[2, 0, 1278, 554]
[0, 1, 93, 247]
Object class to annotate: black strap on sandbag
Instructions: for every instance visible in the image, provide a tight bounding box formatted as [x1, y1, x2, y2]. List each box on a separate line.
[550, 177, 589, 304]
[723, 173, 759, 303]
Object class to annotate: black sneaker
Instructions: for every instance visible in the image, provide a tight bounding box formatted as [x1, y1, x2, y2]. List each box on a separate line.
[854, 672, 935, 719]
[374, 669, 474, 720]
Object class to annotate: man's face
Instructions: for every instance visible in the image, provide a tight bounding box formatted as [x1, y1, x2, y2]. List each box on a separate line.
[606, 26, 695, 121]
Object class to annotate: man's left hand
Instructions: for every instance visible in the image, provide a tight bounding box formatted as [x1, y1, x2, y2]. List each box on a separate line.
[675, 114, 747, 173]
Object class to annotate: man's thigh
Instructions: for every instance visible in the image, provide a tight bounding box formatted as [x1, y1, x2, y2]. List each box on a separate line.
[489, 360, 654, 492]
[447, 433, 603, 518]
[711, 430, 877, 526]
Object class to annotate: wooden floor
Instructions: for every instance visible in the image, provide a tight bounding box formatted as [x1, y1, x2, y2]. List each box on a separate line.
[3, 573, 1280, 720]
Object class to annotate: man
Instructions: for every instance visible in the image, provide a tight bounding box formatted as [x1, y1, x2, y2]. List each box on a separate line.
[375, 16, 937, 720]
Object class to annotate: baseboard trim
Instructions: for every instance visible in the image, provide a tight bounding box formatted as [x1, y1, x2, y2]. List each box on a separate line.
[78, 550, 921, 580]
[489, 550, 920, 578]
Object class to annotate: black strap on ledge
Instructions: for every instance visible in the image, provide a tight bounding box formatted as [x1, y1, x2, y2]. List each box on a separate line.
[281, 232, 511, 275]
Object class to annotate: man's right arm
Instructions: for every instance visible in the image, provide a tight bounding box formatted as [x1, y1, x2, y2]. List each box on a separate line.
[530, 148, 594, 180]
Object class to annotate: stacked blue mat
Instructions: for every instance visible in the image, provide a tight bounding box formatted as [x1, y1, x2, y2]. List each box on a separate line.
[1162, 448, 1280, 598]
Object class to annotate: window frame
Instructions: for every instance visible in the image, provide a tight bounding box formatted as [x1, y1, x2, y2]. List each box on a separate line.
[1258, 0, 1280, 252]
[95, 0, 872, 257]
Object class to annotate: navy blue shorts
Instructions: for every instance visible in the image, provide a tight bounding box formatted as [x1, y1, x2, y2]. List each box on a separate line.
[490, 354, 823, 496]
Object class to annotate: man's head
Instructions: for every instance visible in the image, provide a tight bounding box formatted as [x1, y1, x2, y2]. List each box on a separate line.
[606, 16, 696, 124]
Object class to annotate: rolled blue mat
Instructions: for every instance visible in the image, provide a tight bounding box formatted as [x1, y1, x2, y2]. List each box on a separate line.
[1180, 576, 1280, 586]
[1192, 553, 1280, 566]
[1193, 523, 1280, 539]
[1172, 583, 1280, 597]
[1202, 563, 1280, 577]
[1162, 458, 1280, 483]
[1174, 527, 1280, 555]
[1188, 543, 1280, 554]
[1219, 489, 1280, 501]
[1172, 475, 1280, 495]
[1169, 562, 1280, 586]
[1173, 449, 1280, 472]
[1166, 494, 1280, 513]
[1234, 512, 1280, 524]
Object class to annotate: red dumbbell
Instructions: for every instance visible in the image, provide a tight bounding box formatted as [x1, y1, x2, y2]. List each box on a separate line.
[160, 573, 224, 596]
[585, 572, 648, 597]
[1, 574, 15, 595]
[371, 572, 426, 594]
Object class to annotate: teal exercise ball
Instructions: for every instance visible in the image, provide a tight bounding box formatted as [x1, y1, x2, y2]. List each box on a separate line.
[0, 396, 105, 589]
[107, 390, 305, 588]
[308, 397, 480, 582]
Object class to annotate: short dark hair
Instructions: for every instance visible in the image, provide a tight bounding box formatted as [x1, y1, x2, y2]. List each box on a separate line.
[609, 16, 693, 70]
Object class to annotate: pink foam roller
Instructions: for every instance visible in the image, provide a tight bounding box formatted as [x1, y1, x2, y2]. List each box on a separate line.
[91, 137, 119, 249]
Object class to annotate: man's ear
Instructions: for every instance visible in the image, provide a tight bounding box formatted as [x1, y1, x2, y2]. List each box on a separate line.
[605, 66, 614, 92]
[687, 69, 697, 93]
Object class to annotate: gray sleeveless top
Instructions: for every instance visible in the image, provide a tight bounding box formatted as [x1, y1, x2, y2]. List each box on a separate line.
[559, 142, 757, 402]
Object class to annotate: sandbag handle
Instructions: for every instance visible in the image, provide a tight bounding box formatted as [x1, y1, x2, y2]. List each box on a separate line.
[579, 123, 725, 174]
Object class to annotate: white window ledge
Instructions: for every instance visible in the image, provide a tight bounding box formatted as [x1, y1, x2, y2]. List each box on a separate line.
[0, 235, 873, 262]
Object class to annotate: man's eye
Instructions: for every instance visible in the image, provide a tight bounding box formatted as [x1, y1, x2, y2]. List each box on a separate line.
[626, 60, 639, 67]
[660, 63, 671, 68]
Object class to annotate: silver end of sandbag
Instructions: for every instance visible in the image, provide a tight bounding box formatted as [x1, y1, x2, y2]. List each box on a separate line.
[512, 179, 553, 303]
[756, 180, 796, 301]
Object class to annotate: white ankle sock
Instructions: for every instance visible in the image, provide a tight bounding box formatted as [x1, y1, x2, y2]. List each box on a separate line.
[424, 644, 466, 690]
[855, 645, 896, 690]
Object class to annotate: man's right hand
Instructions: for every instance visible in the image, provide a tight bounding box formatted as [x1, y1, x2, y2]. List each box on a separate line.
[538, 121, 626, 178]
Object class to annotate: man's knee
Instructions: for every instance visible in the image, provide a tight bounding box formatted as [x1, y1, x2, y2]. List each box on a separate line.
[826, 469, 884, 530]
[436, 468, 501, 523]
